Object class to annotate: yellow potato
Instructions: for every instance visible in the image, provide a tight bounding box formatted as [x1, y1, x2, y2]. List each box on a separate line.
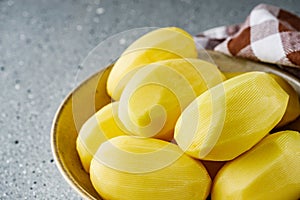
[175, 72, 289, 161]
[76, 102, 129, 172]
[90, 135, 211, 200]
[270, 74, 300, 127]
[212, 130, 300, 200]
[107, 27, 198, 100]
[224, 72, 300, 127]
[118, 58, 225, 140]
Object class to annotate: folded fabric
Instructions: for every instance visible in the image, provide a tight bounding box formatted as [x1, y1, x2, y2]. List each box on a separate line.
[194, 4, 300, 78]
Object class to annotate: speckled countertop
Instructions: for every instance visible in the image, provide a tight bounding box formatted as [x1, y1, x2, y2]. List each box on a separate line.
[0, 0, 299, 199]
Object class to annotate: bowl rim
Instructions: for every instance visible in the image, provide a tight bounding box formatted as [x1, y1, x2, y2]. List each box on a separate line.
[50, 70, 104, 200]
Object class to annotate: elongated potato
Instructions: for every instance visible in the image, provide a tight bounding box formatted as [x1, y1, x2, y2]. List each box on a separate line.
[107, 27, 198, 100]
[212, 131, 300, 200]
[270, 74, 300, 127]
[175, 72, 289, 161]
[224, 71, 300, 127]
[76, 102, 129, 172]
[118, 58, 225, 140]
[90, 136, 211, 200]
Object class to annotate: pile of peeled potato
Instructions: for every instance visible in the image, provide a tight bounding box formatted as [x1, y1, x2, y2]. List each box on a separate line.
[76, 27, 300, 200]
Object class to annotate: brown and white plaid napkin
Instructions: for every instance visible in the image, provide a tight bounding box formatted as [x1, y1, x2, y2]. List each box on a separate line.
[194, 4, 300, 78]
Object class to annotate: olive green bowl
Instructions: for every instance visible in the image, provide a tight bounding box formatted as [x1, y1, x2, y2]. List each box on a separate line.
[51, 51, 300, 199]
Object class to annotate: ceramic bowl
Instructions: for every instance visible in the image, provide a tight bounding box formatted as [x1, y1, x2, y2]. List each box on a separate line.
[51, 51, 300, 199]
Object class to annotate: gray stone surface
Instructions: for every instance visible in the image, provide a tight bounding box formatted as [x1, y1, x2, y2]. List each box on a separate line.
[0, 0, 299, 199]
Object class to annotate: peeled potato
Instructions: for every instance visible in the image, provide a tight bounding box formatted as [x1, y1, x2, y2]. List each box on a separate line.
[118, 58, 225, 140]
[212, 130, 300, 200]
[270, 74, 300, 127]
[224, 71, 300, 127]
[76, 102, 129, 172]
[107, 27, 198, 100]
[90, 135, 211, 200]
[175, 72, 289, 161]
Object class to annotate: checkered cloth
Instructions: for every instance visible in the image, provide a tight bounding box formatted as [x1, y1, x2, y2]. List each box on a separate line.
[194, 4, 300, 78]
